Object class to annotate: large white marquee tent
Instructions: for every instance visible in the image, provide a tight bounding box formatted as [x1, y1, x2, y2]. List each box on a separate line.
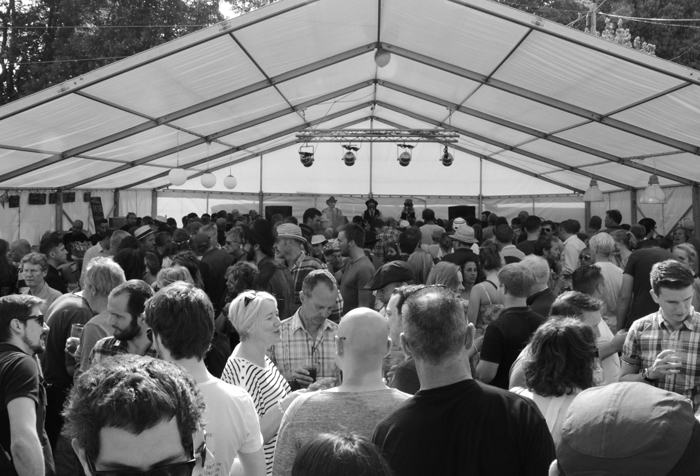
[1, 0, 700, 245]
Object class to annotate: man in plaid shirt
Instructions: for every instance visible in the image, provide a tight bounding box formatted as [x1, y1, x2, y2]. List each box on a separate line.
[372, 218, 401, 266]
[275, 223, 344, 323]
[621, 259, 700, 409]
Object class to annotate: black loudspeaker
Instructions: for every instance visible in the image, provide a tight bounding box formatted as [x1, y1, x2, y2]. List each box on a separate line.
[265, 206, 293, 222]
[448, 205, 476, 221]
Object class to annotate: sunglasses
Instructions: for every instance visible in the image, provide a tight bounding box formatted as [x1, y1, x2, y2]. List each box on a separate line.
[18, 314, 44, 326]
[542, 228, 552, 232]
[86, 441, 206, 476]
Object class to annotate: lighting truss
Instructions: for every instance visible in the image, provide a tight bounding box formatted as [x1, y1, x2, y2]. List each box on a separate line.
[296, 129, 459, 143]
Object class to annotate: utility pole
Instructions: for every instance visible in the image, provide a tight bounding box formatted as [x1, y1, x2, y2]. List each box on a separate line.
[588, 2, 597, 34]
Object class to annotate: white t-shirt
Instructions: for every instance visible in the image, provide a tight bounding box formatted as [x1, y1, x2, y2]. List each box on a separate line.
[197, 377, 263, 476]
[597, 320, 621, 385]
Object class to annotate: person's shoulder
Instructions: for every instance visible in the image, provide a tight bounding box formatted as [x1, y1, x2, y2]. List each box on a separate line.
[0, 345, 35, 369]
[93, 335, 118, 350]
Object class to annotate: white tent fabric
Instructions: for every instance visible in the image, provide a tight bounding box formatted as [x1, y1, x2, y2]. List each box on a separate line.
[1, 0, 699, 242]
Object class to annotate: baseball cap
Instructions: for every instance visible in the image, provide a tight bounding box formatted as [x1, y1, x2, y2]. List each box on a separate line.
[451, 226, 477, 244]
[276, 223, 307, 243]
[364, 261, 415, 290]
[556, 382, 700, 475]
[134, 225, 154, 241]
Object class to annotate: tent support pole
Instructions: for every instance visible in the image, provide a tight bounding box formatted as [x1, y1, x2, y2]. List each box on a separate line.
[693, 185, 700, 236]
[114, 190, 120, 217]
[584, 201, 591, 229]
[55, 189, 64, 231]
[151, 190, 158, 218]
[259, 156, 264, 216]
[630, 190, 637, 224]
[478, 159, 483, 216]
[369, 118, 374, 197]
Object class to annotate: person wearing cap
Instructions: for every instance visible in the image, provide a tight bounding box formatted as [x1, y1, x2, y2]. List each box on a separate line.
[372, 286, 555, 476]
[321, 196, 343, 231]
[399, 199, 416, 223]
[620, 260, 700, 410]
[362, 198, 381, 229]
[364, 261, 415, 315]
[243, 219, 296, 320]
[337, 224, 376, 314]
[275, 224, 344, 323]
[418, 208, 445, 247]
[443, 226, 479, 263]
[549, 382, 700, 475]
[310, 235, 327, 261]
[134, 225, 156, 254]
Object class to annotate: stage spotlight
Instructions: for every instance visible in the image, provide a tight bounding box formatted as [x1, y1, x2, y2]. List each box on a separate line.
[299, 145, 315, 167]
[440, 146, 454, 166]
[342, 145, 358, 166]
[397, 144, 414, 167]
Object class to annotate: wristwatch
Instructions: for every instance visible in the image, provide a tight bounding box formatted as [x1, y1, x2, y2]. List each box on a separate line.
[642, 367, 657, 383]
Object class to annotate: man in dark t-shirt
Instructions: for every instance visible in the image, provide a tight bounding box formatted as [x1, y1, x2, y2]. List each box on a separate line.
[0, 295, 55, 476]
[617, 247, 674, 331]
[372, 286, 554, 476]
[477, 263, 545, 389]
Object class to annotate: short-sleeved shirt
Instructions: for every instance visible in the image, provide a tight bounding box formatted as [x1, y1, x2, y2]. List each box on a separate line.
[480, 306, 545, 389]
[339, 255, 375, 314]
[268, 310, 339, 383]
[197, 377, 263, 476]
[372, 379, 555, 476]
[516, 240, 537, 256]
[621, 248, 674, 329]
[0, 344, 55, 476]
[419, 224, 445, 246]
[526, 287, 556, 319]
[622, 309, 700, 410]
[221, 356, 290, 475]
[23, 282, 62, 314]
[88, 336, 157, 370]
[45, 265, 68, 294]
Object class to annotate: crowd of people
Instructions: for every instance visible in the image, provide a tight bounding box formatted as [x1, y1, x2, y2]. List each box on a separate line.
[2, 199, 700, 476]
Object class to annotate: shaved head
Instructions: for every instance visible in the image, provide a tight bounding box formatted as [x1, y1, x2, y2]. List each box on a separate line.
[336, 308, 390, 373]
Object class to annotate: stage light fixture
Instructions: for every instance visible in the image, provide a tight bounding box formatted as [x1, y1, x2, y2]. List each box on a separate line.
[397, 144, 414, 167]
[299, 145, 315, 167]
[374, 48, 391, 67]
[342, 145, 359, 166]
[440, 146, 454, 166]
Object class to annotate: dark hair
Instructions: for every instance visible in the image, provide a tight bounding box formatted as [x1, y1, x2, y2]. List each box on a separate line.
[302, 269, 338, 297]
[588, 215, 602, 230]
[550, 291, 602, 317]
[606, 209, 622, 225]
[494, 224, 513, 244]
[292, 433, 393, 476]
[339, 223, 366, 248]
[117, 235, 141, 252]
[391, 284, 425, 319]
[155, 231, 171, 247]
[39, 231, 62, 255]
[62, 355, 205, 464]
[370, 218, 385, 230]
[422, 208, 436, 222]
[572, 265, 604, 297]
[172, 251, 204, 289]
[487, 213, 499, 226]
[523, 318, 596, 397]
[402, 286, 467, 364]
[524, 216, 542, 234]
[638, 218, 656, 236]
[0, 239, 16, 284]
[303, 208, 322, 224]
[534, 236, 559, 257]
[167, 218, 177, 227]
[560, 219, 581, 235]
[226, 261, 258, 295]
[145, 252, 161, 277]
[114, 248, 146, 281]
[398, 227, 421, 254]
[651, 259, 695, 295]
[145, 282, 214, 361]
[480, 242, 502, 272]
[0, 294, 44, 342]
[511, 217, 522, 227]
[284, 216, 299, 225]
[109, 279, 154, 320]
[127, 212, 137, 219]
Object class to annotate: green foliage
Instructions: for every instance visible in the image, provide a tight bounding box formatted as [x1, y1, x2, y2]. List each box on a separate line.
[223, 0, 276, 15]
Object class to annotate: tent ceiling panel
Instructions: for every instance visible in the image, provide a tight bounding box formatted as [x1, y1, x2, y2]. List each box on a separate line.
[546, 170, 623, 193]
[517, 140, 605, 169]
[487, 151, 563, 176]
[382, 0, 530, 76]
[371, 107, 439, 130]
[578, 161, 678, 188]
[463, 85, 587, 134]
[481, 160, 573, 196]
[275, 54, 377, 105]
[215, 114, 305, 150]
[81, 165, 175, 189]
[610, 85, 700, 148]
[305, 109, 374, 131]
[148, 143, 249, 169]
[450, 109, 537, 147]
[377, 55, 481, 105]
[376, 89, 453, 124]
[653, 154, 700, 179]
[299, 87, 376, 122]
[82, 35, 266, 118]
[2, 158, 119, 188]
[0, 95, 144, 151]
[168, 87, 290, 137]
[0, 150, 51, 177]
[555, 122, 678, 159]
[233, 0, 377, 78]
[88, 127, 229, 162]
[491, 30, 685, 116]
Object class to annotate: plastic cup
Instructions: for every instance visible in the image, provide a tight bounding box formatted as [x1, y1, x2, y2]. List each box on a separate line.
[303, 363, 318, 383]
[661, 339, 682, 374]
[67, 324, 84, 354]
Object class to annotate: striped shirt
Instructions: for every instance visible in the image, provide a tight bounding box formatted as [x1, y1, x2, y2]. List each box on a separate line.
[622, 309, 700, 410]
[268, 310, 340, 384]
[221, 355, 290, 476]
[288, 252, 344, 322]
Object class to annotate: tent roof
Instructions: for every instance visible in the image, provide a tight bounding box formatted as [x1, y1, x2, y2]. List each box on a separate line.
[1, 0, 699, 196]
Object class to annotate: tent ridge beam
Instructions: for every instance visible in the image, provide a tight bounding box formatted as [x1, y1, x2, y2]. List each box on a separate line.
[602, 82, 692, 118]
[385, 44, 699, 155]
[377, 101, 632, 190]
[115, 103, 372, 190]
[374, 116, 584, 194]
[378, 80, 694, 186]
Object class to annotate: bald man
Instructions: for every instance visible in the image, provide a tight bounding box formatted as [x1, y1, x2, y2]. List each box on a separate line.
[272, 308, 411, 476]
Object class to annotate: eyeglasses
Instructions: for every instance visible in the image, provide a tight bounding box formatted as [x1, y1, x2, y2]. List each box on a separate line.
[86, 440, 206, 476]
[17, 314, 44, 326]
